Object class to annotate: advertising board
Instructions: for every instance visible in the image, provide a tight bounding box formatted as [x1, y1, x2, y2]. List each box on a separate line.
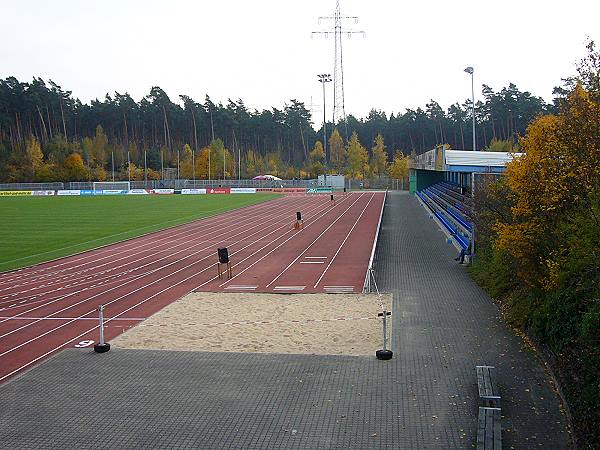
[127, 189, 150, 195]
[207, 187, 231, 194]
[181, 189, 207, 195]
[57, 190, 81, 196]
[0, 191, 32, 196]
[152, 189, 175, 194]
[31, 190, 55, 196]
[99, 190, 127, 195]
[230, 188, 256, 194]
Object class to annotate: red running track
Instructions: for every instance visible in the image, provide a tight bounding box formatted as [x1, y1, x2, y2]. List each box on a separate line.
[0, 191, 385, 383]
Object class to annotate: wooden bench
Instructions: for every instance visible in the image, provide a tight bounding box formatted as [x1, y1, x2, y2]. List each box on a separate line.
[477, 407, 501, 450]
[476, 365, 501, 408]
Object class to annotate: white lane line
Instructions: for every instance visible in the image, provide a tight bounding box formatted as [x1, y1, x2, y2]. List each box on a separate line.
[273, 286, 306, 291]
[299, 261, 324, 264]
[314, 193, 375, 289]
[262, 193, 366, 288]
[305, 256, 327, 259]
[0, 197, 337, 350]
[0, 316, 145, 321]
[0, 198, 302, 295]
[201, 195, 358, 291]
[0, 198, 338, 380]
[0, 197, 317, 329]
[0, 196, 297, 289]
[225, 286, 257, 290]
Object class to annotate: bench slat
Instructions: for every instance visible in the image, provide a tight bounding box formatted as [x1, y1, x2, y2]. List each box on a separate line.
[477, 407, 501, 450]
[476, 365, 500, 407]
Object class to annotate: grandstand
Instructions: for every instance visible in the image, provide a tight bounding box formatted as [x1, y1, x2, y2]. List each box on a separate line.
[410, 148, 523, 256]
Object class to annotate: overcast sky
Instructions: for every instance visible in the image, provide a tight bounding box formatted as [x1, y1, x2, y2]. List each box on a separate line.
[1, 0, 598, 124]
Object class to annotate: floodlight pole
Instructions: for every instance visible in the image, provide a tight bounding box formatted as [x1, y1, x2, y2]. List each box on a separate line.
[317, 74, 332, 163]
[111, 151, 115, 182]
[464, 66, 476, 151]
[127, 150, 131, 183]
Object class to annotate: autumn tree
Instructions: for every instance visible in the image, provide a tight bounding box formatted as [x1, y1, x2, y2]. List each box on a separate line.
[309, 141, 326, 178]
[62, 153, 89, 181]
[345, 132, 369, 180]
[485, 137, 519, 152]
[370, 134, 388, 178]
[25, 136, 44, 180]
[388, 151, 409, 181]
[180, 144, 194, 179]
[245, 149, 265, 177]
[328, 128, 346, 174]
[495, 85, 600, 289]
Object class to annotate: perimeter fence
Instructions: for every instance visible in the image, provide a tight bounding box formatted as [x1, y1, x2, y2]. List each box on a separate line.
[0, 177, 409, 191]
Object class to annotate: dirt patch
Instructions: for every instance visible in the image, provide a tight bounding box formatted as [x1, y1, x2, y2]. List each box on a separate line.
[112, 292, 392, 356]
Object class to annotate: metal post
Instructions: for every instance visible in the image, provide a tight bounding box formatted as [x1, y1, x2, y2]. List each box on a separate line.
[94, 304, 110, 353]
[127, 150, 131, 183]
[382, 310, 387, 350]
[144, 150, 147, 183]
[98, 304, 105, 345]
[471, 71, 476, 152]
[111, 152, 115, 182]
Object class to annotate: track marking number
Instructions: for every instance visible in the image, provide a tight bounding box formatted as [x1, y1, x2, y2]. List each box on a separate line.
[74, 340, 95, 348]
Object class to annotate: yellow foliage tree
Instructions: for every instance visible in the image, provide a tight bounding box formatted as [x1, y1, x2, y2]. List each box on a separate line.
[495, 84, 600, 288]
[345, 131, 369, 180]
[180, 144, 194, 179]
[309, 141, 326, 178]
[25, 136, 45, 180]
[63, 153, 89, 181]
[328, 128, 346, 174]
[370, 134, 388, 178]
[388, 151, 409, 181]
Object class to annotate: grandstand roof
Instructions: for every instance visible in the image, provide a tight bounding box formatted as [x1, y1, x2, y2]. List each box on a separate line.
[445, 150, 523, 167]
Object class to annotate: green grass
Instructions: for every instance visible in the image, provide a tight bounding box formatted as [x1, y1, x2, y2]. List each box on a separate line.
[0, 194, 279, 272]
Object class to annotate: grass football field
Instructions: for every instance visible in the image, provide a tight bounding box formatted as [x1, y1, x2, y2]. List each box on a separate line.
[0, 194, 279, 272]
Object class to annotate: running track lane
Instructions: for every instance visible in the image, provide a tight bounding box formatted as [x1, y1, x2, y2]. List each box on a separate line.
[0, 192, 384, 383]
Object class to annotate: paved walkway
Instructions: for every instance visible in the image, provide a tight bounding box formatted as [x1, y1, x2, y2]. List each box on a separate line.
[0, 191, 569, 449]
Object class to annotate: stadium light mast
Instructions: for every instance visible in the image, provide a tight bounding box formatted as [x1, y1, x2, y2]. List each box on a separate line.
[111, 151, 115, 182]
[317, 73, 332, 162]
[464, 66, 476, 151]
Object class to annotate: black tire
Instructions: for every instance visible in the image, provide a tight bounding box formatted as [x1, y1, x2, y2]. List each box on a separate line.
[94, 343, 111, 353]
[375, 349, 393, 360]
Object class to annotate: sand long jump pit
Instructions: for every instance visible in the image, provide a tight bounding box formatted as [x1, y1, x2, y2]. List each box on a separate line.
[112, 292, 392, 356]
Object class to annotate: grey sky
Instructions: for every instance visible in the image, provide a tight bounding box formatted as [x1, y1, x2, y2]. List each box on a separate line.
[1, 0, 598, 124]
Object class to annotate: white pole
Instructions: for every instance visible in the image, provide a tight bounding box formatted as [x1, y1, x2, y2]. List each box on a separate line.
[471, 70, 476, 152]
[192, 149, 195, 182]
[98, 304, 105, 345]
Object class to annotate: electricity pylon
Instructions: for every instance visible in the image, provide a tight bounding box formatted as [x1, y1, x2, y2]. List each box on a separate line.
[312, 0, 365, 135]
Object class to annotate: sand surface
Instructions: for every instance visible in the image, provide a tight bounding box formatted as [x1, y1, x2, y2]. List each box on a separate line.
[112, 292, 392, 356]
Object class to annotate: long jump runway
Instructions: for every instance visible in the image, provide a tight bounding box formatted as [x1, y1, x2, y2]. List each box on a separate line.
[0, 191, 385, 382]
